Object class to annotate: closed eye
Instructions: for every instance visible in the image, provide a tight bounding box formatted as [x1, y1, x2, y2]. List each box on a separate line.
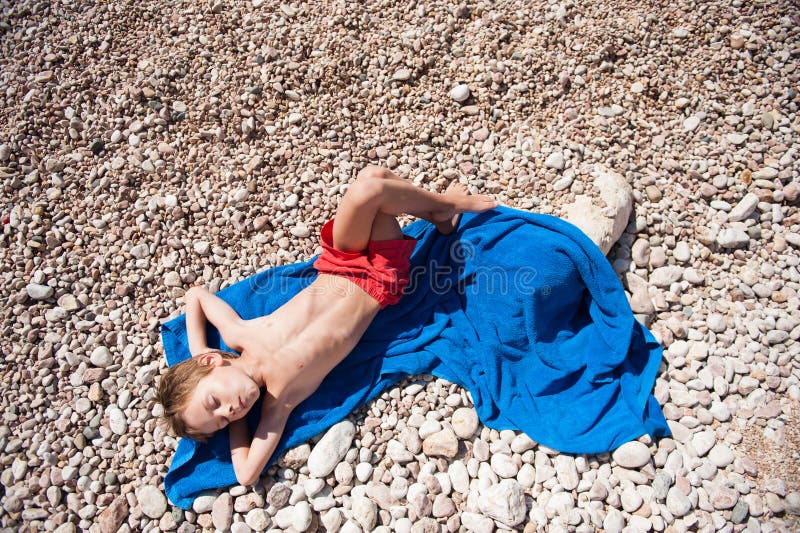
[210, 396, 227, 430]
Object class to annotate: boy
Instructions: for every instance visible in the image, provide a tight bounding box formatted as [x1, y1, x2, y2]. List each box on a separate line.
[156, 165, 497, 486]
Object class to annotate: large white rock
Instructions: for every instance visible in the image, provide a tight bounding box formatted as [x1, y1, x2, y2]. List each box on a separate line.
[447, 460, 470, 494]
[107, 405, 128, 435]
[192, 492, 217, 514]
[451, 407, 478, 438]
[510, 433, 536, 453]
[691, 430, 716, 457]
[490, 454, 519, 478]
[90, 346, 113, 368]
[450, 84, 470, 103]
[460, 512, 494, 533]
[277, 501, 311, 531]
[603, 508, 625, 533]
[477, 479, 527, 526]
[321, 508, 344, 532]
[351, 496, 377, 531]
[624, 272, 654, 314]
[612, 441, 651, 468]
[545, 151, 565, 170]
[307, 420, 355, 478]
[554, 455, 579, 490]
[386, 439, 414, 463]
[562, 164, 633, 255]
[717, 228, 750, 248]
[136, 485, 167, 519]
[545, 491, 575, 515]
[649, 266, 684, 288]
[727, 192, 759, 222]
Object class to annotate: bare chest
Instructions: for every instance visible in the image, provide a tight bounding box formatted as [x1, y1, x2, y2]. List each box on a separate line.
[241, 275, 380, 399]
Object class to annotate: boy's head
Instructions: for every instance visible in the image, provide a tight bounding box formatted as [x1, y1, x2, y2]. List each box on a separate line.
[156, 349, 260, 442]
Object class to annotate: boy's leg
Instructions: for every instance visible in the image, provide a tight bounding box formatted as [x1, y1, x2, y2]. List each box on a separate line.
[332, 166, 497, 253]
[366, 171, 456, 244]
[368, 168, 452, 227]
[369, 212, 404, 242]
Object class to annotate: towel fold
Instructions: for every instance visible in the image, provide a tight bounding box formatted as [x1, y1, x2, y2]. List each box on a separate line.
[160, 206, 669, 509]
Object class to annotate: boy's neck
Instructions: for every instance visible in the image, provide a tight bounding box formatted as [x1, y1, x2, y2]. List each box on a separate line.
[232, 351, 267, 389]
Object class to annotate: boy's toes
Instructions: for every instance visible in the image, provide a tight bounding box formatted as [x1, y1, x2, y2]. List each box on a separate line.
[468, 195, 498, 212]
[445, 181, 468, 195]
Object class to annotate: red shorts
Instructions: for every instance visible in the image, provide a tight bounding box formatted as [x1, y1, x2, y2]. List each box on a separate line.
[312, 218, 418, 308]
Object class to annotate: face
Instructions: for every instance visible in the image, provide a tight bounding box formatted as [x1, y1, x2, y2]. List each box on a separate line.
[181, 354, 260, 437]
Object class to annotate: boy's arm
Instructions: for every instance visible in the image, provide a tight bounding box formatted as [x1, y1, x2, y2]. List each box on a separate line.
[229, 418, 253, 484]
[184, 285, 246, 355]
[231, 399, 295, 486]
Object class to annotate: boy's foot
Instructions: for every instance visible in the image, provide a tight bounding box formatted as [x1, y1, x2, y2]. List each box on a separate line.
[431, 181, 498, 235]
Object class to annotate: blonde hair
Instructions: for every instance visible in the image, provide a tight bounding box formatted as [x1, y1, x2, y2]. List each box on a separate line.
[156, 349, 239, 442]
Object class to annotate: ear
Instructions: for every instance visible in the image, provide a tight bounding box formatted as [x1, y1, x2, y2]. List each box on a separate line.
[197, 351, 221, 367]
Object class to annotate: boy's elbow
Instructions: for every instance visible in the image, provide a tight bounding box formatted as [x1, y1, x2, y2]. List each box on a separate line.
[238, 470, 257, 487]
[233, 458, 254, 486]
[234, 463, 250, 486]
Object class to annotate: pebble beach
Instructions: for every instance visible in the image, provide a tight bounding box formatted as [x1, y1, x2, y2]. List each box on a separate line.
[1, 0, 799, 531]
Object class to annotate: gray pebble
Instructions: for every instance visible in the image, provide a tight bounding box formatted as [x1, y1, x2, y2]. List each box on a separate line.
[26, 283, 54, 300]
[785, 492, 800, 515]
[766, 330, 789, 345]
[653, 470, 673, 500]
[666, 487, 692, 517]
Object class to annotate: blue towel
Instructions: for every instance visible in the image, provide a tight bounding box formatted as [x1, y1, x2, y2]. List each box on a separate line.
[160, 206, 669, 509]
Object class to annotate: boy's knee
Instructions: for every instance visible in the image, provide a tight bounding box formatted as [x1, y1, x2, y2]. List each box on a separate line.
[356, 165, 386, 181]
[185, 285, 206, 300]
[349, 174, 385, 206]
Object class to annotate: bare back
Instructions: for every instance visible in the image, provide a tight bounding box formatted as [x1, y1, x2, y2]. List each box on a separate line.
[237, 274, 381, 404]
